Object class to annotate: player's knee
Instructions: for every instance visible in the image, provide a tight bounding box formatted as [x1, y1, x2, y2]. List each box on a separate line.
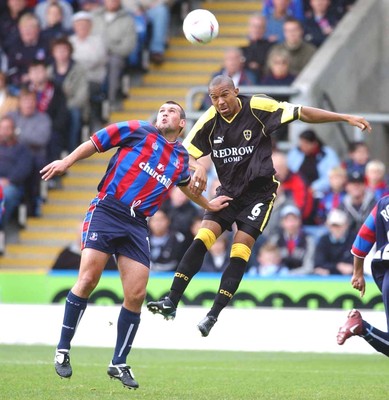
[76, 273, 101, 295]
[230, 243, 251, 262]
[194, 228, 217, 250]
[125, 286, 146, 309]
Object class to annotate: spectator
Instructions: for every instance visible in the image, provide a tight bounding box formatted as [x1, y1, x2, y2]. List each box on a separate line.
[330, 0, 357, 18]
[313, 208, 354, 275]
[48, 37, 89, 152]
[52, 223, 117, 270]
[261, 46, 295, 86]
[303, 0, 339, 47]
[0, 71, 18, 117]
[123, 0, 171, 65]
[272, 150, 314, 223]
[78, 0, 103, 12]
[247, 242, 289, 276]
[0, 0, 32, 49]
[27, 59, 70, 162]
[273, 17, 316, 76]
[263, 0, 291, 43]
[261, 184, 296, 239]
[261, 47, 295, 141]
[7, 88, 52, 215]
[40, 1, 73, 45]
[339, 170, 376, 236]
[200, 47, 257, 110]
[263, 0, 305, 21]
[315, 166, 347, 224]
[149, 209, 187, 272]
[35, 0, 74, 31]
[268, 204, 315, 275]
[69, 11, 108, 132]
[200, 233, 231, 273]
[287, 129, 341, 198]
[91, 0, 137, 109]
[162, 185, 199, 248]
[342, 140, 370, 178]
[364, 159, 389, 201]
[5, 13, 50, 92]
[0, 115, 33, 225]
[241, 13, 273, 80]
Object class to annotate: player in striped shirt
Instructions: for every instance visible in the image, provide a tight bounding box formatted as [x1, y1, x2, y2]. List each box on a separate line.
[40, 101, 231, 389]
[337, 195, 389, 357]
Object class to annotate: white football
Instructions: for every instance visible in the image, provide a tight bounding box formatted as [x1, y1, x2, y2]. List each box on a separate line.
[183, 9, 219, 45]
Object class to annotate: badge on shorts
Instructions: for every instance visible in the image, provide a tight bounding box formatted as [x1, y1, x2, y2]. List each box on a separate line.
[243, 130, 252, 141]
[89, 232, 98, 241]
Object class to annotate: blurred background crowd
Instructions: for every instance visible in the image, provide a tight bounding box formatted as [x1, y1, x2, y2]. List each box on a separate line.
[2, 0, 386, 279]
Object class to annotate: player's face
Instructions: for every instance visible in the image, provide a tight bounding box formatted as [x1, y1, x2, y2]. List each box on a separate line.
[208, 84, 240, 119]
[155, 103, 185, 136]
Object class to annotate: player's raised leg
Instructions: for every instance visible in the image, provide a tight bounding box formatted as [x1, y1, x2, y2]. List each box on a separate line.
[147, 222, 221, 318]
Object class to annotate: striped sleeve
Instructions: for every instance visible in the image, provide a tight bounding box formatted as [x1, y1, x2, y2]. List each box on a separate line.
[351, 205, 377, 258]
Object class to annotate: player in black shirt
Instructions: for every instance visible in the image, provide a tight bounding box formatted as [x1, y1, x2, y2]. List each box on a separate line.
[148, 75, 372, 336]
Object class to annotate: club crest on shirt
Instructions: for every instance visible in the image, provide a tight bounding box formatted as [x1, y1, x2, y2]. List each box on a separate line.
[152, 142, 158, 151]
[173, 158, 180, 169]
[243, 130, 252, 141]
[157, 163, 165, 172]
[89, 232, 98, 241]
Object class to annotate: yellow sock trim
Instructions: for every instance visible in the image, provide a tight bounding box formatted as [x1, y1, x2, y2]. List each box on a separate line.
[194, 228, 217, 251]
[230, 243, 251, 262]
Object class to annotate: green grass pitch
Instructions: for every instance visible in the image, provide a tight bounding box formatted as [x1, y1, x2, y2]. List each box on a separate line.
[1, 345, 388, 400]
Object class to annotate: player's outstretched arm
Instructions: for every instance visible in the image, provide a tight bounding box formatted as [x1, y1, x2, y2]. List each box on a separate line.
[299, 106, 372, 133]
[179, 185, 231, 211]
[40, 140, 97, 181]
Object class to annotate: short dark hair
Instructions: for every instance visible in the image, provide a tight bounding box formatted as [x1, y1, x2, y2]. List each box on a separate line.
[348, 140, 368, 153]
[299, 129, 322, 146]
[50, 36, 73, 55]
[165, 100, 186, 119]
[209, 75, 235, 91]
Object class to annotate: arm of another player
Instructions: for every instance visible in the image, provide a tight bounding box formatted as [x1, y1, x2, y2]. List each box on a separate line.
[351, 256, 366, 297]
[299, 106, 372, 132]
[179, 184, 231, 212]
[40, 140, 97, 181]
[188, 155, 208, 196]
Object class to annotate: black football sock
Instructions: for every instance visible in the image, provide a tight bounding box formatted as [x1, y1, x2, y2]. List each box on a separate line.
[208, 257, 247, 319]
[112, 307, 140, 365]
[169, 239, 208, 306]
[57, 291, 88, 350]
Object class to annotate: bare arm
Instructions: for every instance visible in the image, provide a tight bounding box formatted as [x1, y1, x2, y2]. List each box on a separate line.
[351, 256, 366, 297]
[188, 155, 208, 196]
[299, 106, 372, 132]
[179, 185, 231, 212]
[40, 140, 97, 181]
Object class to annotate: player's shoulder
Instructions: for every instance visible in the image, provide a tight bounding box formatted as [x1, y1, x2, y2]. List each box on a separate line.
[377, 195, 389, 210]
[248, 94, 281, 111]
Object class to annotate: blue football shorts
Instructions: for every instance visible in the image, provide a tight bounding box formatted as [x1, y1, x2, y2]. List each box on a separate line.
[81, 193, 150, 267]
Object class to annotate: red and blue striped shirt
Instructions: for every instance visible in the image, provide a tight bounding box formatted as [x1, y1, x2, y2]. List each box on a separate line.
[352, 195, 389, 263]
[91, 120, 190, 217]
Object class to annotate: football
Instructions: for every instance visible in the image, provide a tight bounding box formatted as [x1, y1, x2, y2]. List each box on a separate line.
[183, 9, 219, 45]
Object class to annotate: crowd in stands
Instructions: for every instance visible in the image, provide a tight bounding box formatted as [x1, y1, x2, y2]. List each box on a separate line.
[0, 0, 184, 237]
[1, 0, 382, 278]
